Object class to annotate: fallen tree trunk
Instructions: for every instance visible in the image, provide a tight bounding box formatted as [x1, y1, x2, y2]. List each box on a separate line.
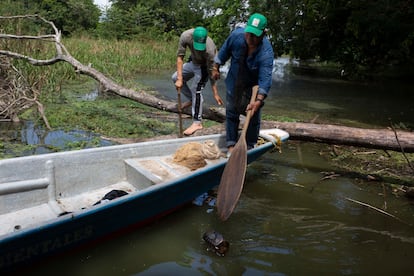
[162, 119, 414, 154]
[261, 121, 414, 153]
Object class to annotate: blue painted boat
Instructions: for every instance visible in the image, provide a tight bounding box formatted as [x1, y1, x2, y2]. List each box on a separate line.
[0, 128, 288, 272]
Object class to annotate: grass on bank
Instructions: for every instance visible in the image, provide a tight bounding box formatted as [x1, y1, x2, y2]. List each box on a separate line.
[63, 36, 177, 79]
[14, 35, 178, 91]
[16, 35, 221, 141]
[14, 36, 180, 139]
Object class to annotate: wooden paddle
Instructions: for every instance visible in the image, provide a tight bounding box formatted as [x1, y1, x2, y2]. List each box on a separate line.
[177, 87, 183, 138]
[217, 85, 259, 221]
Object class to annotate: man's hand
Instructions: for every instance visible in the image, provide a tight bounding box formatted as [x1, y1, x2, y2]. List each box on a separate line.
[175, 56, 184, 89]
[212, 67, 220, 80]
[211, 84, 223, 105]
[214, 93, 224, 105]
[246, 100, 263, 115]
[175, 78, 183, 89]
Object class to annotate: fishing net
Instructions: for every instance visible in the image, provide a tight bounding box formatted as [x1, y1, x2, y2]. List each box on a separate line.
[173, 140, 222, 170]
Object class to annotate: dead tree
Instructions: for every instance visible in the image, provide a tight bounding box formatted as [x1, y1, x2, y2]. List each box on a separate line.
[0, 55, 49, 127]
[0, 15, 224, 124]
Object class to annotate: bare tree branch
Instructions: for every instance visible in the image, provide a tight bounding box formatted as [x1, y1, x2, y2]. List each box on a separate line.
[0, 14, 224, 122]
[0, 34, 56, 40]
[0, 50, 62, 66]
[0, 56, 43, 123]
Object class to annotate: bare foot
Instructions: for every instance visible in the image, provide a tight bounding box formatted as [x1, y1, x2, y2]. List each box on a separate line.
[183, 123, 203, 136]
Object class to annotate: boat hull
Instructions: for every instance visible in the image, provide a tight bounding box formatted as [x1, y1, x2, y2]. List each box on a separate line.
[0, 129, 288, 272]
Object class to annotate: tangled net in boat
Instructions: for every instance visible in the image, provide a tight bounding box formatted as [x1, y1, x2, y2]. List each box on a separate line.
[173, 140, 222, 170]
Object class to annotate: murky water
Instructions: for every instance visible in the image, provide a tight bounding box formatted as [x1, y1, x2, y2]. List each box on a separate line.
[28, 143, 414, 275]
[145, 58, 414, 129]
[6, 60, 414, 275]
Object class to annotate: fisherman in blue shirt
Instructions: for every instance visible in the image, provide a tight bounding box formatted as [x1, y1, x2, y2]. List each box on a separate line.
[212, 13, 274, 154]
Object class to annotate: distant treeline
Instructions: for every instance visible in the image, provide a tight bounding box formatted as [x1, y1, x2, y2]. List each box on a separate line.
[1, 0, 414, 77]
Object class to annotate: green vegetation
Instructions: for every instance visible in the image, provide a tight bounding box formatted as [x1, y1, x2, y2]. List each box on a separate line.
[62, 36, 177, 77]
[0, 0, 100, 35]
[45, 85, 177, 138]
[1, 32, 211, 149]
[262, 114, 297, 123]
[41, 37, 178, 138]
[2, 0, 413, 78]
[320, 145, 414, 186]
[6, 36, 177, 101]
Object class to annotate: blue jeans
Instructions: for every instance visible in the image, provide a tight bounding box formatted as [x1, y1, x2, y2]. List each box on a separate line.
[225, 92, 261, 149]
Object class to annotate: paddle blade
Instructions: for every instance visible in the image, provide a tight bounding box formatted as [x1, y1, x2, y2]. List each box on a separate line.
[216, 140, 247, 221]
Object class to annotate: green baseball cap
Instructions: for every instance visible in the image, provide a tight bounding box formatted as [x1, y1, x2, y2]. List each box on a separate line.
[193, 27, 207, 51]
[245, 13, 267, 37]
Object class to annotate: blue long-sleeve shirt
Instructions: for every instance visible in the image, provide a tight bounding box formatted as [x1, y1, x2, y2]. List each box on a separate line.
[214, 27, 274, 97]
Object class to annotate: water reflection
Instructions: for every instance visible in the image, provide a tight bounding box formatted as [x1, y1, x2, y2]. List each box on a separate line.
[79, 87, 99, 101]
[0, 121, 114, 157]
[272, 57, 291, 82]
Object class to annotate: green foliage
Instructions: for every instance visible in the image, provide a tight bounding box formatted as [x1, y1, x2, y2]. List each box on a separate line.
[100, 0, 213, 40]
[0, 0, 100, 36]
[97, 3, 158, 39]
[0, 0, 38, 16]
[341, 1, 414, 70]
[2, 0, 414, 78]
[249, 0, 414, 76]
[39, 0, 101, 35]
[202, 0, 249, 46]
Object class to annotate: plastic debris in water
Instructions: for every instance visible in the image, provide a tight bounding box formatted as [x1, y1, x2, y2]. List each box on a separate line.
[193, 192, 209, 206]
[193, 191, 217, 207]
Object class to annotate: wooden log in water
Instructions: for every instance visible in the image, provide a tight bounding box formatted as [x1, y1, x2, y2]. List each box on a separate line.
[261, 121, 414, 153]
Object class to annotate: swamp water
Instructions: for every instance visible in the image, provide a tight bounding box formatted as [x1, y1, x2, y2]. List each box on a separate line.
[28, 142, 414, 275]
[4, 59, 414, 275]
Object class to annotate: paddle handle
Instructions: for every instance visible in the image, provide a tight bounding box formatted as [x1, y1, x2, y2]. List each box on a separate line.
[240, 85, 259, 139]
[177, 87, 183, 138]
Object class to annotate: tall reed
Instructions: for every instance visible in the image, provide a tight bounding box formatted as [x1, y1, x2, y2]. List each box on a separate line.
[10, 35, 178, 99]
[63, 36, 177, 78]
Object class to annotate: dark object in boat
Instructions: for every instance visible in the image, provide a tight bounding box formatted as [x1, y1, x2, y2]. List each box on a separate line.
[203, 230, 229, 256]
[58, 211, 72, 217]
[93, 189, 128, 205]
